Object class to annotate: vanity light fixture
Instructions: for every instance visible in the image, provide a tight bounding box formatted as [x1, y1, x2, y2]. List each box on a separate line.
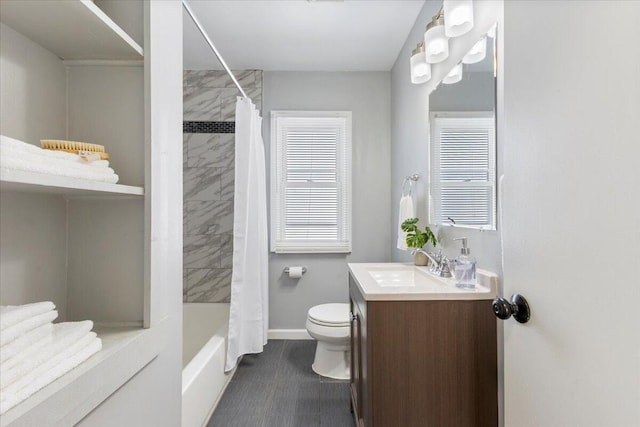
[410, 42, 431, 84]
[443, 0, 474, 38]
[424, 12, 449, 64]
[442, 63, 463, 84]
[462, 36, 486, 64]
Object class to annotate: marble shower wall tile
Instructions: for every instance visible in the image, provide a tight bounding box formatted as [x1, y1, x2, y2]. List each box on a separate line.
[184, 167, 221, 201]
[184, 200, 233, 235]
[184, 268, 232, 303]
[184, 234, 222, 269]
[184, 70, 259, 89]
[220, 234, 233, 269]
[184, 86, 221, 121]
[186, 133, 234, 168]
[183, 69, 261, 303]
[220, 168, 235, 201]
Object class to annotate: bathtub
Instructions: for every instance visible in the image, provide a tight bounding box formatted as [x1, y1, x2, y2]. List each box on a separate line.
[182, 303, 233, 427]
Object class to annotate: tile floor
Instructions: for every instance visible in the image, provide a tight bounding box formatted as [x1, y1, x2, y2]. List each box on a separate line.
[208, 340, 355, 427]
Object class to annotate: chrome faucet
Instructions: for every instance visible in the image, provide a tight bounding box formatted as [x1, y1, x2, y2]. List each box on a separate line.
[411, 248, 453, 278]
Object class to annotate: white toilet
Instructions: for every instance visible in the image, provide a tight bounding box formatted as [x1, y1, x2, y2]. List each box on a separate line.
[305, 303, 350, 380]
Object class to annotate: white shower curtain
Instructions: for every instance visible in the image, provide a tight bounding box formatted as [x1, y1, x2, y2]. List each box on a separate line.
[225, 97, 269, 372]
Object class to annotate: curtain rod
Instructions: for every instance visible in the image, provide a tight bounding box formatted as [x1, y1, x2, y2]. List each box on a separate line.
[182, 0, 248, 99]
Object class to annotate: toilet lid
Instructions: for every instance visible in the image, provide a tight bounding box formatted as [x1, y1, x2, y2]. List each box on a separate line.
[308, 303, 350, 326]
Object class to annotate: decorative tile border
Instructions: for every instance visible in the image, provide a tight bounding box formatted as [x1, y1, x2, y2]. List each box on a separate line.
[183, 121, 235, 134]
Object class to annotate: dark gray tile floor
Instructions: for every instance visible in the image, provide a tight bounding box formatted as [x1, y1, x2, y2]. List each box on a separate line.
[208, 340, 355, 427]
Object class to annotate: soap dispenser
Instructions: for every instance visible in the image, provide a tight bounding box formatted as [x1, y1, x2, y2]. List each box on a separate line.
[453, 238, 476, 289]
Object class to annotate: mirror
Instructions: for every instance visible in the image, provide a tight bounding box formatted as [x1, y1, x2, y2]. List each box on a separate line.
[428, 25, 497, 230]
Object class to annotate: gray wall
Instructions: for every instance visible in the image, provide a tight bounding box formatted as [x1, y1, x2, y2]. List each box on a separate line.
[263, 71, 391, 330]
[390, 1, 503, 277]
[182, 70, 262, 303]
[430, 71, 495, 111]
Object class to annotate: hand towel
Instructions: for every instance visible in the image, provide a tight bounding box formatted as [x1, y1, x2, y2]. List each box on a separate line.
[0, 310, 58, 347]
[1, 321, 93, 387]
[0, 302, 55, 331]
[0, 334, 102, 414]
[397, 195, 415, 250]
[0, 323, 53, 364]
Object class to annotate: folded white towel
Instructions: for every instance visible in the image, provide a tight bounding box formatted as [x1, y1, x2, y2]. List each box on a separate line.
[0, 310, 58, 347]
[1, 135, 75, 159]
[0, 323, 53, 364]
[397, 195, 415, 250]
[0, 334, 102, 414]
[1, 321, 93, 388]
[0, 135, 118, 183]
[76, 158, 110, 169]
[0, 302, 55, 331]
[0, 159, 119, 184]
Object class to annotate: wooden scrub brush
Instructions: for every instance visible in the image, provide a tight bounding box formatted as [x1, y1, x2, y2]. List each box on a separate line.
[41, 139, 110, 160]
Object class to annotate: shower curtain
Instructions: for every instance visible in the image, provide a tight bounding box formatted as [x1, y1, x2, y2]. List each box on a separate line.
[225, 97, 269, 372]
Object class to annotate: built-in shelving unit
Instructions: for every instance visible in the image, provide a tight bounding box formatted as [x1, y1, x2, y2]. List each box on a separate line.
[0, 170, 144, 197]
[0, 0, 143, 60]
[0, 0, 180, 424]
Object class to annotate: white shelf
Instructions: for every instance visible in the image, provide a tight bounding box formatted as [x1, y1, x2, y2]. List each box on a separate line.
[1, 169, 144, 198]
[0, 321, 168, 427]
[0, 0, 143, 60]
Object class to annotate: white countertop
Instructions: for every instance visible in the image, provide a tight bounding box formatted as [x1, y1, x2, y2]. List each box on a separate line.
[348, 262, 497, 301]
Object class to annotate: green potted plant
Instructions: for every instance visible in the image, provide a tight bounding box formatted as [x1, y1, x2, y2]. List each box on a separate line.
[401, 218, 437, 266]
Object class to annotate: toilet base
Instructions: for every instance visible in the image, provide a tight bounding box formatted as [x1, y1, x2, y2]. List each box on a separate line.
[311, 340, 350, 380]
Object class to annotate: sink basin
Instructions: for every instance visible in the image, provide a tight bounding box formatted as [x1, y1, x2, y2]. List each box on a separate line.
[368, 268, 418, 287]
[348, 263, 497, 301]
[367, 265, 450, 289]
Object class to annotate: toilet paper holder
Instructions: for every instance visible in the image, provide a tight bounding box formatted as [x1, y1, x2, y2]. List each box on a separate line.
[283, 266, 307, 275]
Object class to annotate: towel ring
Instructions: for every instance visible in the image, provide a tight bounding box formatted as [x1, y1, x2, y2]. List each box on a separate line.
[402, 174, 420, 197]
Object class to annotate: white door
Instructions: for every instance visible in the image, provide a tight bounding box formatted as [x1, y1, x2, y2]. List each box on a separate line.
[501, 1, 640, 426]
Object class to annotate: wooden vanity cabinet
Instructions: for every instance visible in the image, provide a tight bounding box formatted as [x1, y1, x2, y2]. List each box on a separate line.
[349, 275, 498, 427]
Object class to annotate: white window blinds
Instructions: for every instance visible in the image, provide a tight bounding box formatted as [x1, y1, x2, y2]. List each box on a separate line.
[271, 111, 352, 253]
[430, 113, 496, 229]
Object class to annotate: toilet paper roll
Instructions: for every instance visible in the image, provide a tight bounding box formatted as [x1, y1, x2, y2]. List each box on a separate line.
[288, 266, 303, 279]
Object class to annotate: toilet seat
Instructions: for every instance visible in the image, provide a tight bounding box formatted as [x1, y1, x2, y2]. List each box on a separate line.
[307, 303, 349, 327]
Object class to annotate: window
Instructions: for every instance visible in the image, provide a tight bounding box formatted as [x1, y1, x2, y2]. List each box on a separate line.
[270, 111, 352, 253]
[429, 112, 496, 229]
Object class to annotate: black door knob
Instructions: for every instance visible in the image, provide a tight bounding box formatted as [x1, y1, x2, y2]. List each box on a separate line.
[492, 294, 530, 323]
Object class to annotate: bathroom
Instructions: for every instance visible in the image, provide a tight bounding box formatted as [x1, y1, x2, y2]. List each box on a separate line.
[0, 0, 639, 426]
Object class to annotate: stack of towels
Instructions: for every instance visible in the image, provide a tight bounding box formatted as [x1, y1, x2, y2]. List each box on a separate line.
[0, 302, 102, 414]
[0, 135, 119, 184]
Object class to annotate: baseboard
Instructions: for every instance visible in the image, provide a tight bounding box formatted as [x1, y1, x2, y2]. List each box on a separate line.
[268, 329, 313, 340]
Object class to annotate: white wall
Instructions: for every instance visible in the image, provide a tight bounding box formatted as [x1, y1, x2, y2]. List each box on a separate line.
[263, 71, 391, 329]
[0, 193, 68, 320]
[0, 23, 67, 145]
[67, 65, 145, 187]
[390, 1, 503, 277]
[0, 24, 69, 319]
